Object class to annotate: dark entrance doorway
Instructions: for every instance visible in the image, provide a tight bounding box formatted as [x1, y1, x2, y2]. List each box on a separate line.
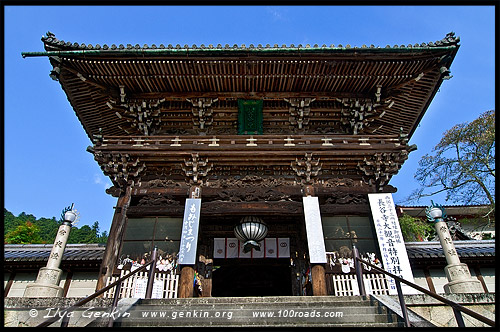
[212, 260, 292, 297]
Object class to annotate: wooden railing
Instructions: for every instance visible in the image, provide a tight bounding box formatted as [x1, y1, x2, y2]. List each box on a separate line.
[352, 246, 495, 327]
[36, 247, 159, 327]
[104, 269, 179, 299]
[326, 272, 390, 296]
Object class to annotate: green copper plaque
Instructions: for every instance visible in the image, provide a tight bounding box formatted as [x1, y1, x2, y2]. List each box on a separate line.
[237, 99, 263, 135]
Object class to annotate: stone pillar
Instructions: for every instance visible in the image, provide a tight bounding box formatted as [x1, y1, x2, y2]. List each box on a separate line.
[427, 202, 483, 294]
[24, 214, 74, 297]
[434, 219, 483, 294]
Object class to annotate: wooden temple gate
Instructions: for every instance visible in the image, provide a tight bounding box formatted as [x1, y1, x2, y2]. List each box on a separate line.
[27, 32, 460, 298]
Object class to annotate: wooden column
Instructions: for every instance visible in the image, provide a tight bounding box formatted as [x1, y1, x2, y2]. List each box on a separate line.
[4, 271, 16, 297]
[473, 266, 489, 293]
[311, 264, 328, 296]
[95, 184, 133, 292]
[62, 270, 73, 297]
[178, 186, 200, 298]
[423, 266, 436, 293]
[178, 266, 195, 298]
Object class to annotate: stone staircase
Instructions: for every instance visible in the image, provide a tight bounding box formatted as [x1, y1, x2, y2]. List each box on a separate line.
[91, 295, 404, 327]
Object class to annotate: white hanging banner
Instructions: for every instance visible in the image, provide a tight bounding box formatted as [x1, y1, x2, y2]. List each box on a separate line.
[265, 238, 278, 258]
[212, 238, 290, 258]
[178, 198, 201, 265]
[277, 238, 290, 258]
[213, 238, 226, 259]
[226, 238, 239, 258]
[368, 193, 417, 295]
[303, 196, 327, 264]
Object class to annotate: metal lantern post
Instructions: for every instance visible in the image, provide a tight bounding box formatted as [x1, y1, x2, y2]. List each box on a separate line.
[24, 204, 78, 297]
[425, 201, 483, 294]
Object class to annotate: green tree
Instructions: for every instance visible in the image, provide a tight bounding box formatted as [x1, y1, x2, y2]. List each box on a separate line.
[398, 214, 435, 242]
[4, 208, 110, 244]
[5, 221, 43, 244]
[409, 110, 495, 215]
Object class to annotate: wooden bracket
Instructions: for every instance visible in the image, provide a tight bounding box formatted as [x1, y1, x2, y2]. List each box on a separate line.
[284, 97, 315, 132]
[182, 153, 213, 185]
[291, 153, 322, 185]
[110, 88, 165, 135]
[187, 97, 218, 132]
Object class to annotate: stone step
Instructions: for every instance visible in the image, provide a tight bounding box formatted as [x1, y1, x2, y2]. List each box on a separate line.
[139, 295, 369, 304]
[88, 296, 402, 327]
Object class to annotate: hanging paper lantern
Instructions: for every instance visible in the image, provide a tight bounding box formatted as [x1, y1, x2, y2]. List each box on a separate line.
[234, 216, 268, 253]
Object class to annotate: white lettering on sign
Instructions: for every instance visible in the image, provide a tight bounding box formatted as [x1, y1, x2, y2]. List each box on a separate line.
[178, 199, 201, 265]
[368, 193, 417, 295]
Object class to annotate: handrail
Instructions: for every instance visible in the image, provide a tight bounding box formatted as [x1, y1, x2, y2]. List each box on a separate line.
[37, 247, 158, 327]
[353, 253, 495, 327]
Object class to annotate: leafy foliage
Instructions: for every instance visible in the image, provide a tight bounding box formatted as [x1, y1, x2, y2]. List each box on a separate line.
[409, 110, 495, 213]
[5, 221, 43, 244]
[398, 214, 435, 242]
[4, 208, 108, 244]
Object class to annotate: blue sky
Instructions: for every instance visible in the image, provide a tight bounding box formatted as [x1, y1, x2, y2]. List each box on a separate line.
[4, 5, 495, 233]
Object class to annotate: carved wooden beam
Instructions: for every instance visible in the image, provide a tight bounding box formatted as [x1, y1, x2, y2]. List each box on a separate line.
[128, 91, 369, 101]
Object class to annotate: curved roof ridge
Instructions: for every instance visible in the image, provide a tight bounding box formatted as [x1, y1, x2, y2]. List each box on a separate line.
[41, 31, 460, 52]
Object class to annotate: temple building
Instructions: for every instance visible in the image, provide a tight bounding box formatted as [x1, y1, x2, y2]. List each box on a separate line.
[22, 32, 463, 299]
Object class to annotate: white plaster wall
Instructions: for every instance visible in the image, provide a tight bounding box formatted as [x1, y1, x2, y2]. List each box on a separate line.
[429, 268, 448, 294]
[4, 272, 37, 297]
[411, 269, 430, 292]
[4, 272, 10, 289]
[4, 272, 67, 297]
[66, 272, 99, 297]
[472, 267, 495, 293]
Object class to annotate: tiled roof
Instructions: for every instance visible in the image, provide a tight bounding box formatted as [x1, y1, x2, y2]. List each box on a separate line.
[4, 243, 105, 262]
[41, 31, 460, 52]
[405, 240, 495, 260]
[5, 240, 493, 263]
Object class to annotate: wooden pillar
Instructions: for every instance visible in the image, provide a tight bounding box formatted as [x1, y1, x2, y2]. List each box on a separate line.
[311, 264, 328, 296]
[95, 184, 133, 292]
[4, 271, 16, 297]
[423, 266, 436, 293]
[178, 266, 195, 298]
[62, 270, 73, 297]
[178, 186, 200, 298]
[473, 266, 489, 293]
